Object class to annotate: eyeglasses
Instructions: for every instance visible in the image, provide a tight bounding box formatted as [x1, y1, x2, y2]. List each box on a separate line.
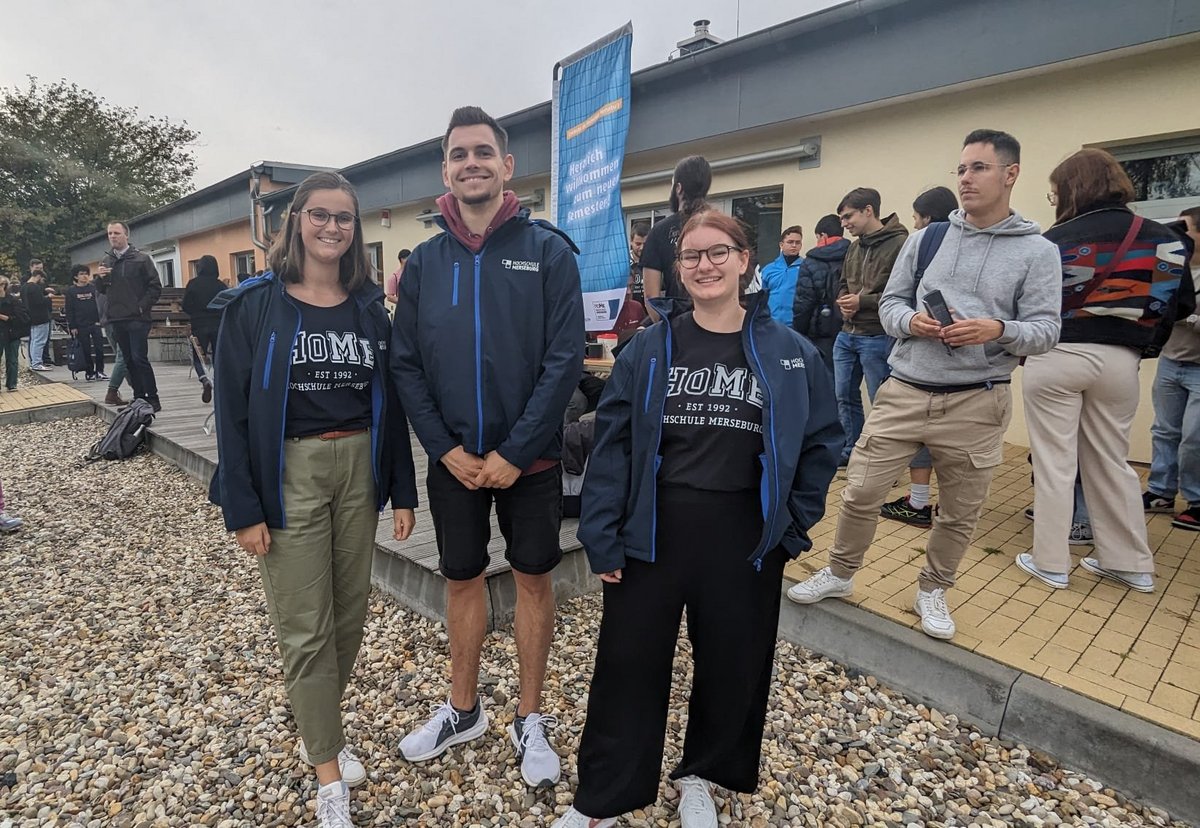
[953, 162, 1014, 178]
[302, 208, 358, 230]
[1046, 191, 1058, 205]
[677, 244, 743, 269]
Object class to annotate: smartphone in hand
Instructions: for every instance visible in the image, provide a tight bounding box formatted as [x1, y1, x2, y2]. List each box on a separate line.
[922, 289, 957, 354]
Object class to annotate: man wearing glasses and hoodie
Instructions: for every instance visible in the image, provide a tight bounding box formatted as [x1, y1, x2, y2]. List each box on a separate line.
[788, 129, 1062, 641]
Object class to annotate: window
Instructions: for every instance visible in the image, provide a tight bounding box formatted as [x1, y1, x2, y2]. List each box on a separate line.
[150, 246, 180, 288]
[1111, 138, 1200, 220]
[728, 191, 783, 273]
[188, 259, 201, 280]
[233, 250, 256, 277]
[366, 242, 384, 284]
[157, 260, 176, 287]
[626, 189, 784, 271]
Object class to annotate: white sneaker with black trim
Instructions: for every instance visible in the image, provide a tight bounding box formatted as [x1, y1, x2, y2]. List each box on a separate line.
[509, 712, 561, 787]
[398, 699, 488, 762]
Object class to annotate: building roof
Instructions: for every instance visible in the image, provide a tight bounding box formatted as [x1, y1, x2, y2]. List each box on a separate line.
[258, 0, 1200, 214]
[67, 161, 331, 251]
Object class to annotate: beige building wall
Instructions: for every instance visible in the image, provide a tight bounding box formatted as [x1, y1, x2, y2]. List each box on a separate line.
[178, 222, 258, 287]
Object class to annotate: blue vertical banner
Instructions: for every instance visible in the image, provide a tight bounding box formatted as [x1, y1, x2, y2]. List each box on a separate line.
[551, 23, 633, 332]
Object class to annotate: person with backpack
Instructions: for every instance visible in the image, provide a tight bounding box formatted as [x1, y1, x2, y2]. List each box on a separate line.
[788, 129, 1063, 641]
[1015, 149, 1195, 593]
[792, 214, 849, 374]
[182, 255, 224, 403]
[209, 171, 417, 828]
[0, 276, 30, 391]
[878, 187, 958, 528]
[66, 265, 107, 381]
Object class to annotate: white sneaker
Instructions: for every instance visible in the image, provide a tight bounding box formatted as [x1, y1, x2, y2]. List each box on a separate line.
[913, 588, 956, 639]
[509, 712, 561, 787]
[299, 740, 367, 787]
[786, 566, 854, 604]
[1080, 558, 1154, 593]
[398, 699, 489, 762]
[315, 780, 353, 828]
[550, 806, 616, 828]
[676, 775, 719, 828]
[1015, 553, 1068, 590]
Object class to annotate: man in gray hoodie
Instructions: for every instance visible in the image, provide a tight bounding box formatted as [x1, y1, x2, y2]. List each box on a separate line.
[788, 129, 1062, 641]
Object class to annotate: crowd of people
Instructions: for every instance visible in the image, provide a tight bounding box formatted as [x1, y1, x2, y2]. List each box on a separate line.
[2, 106, 1195, 828]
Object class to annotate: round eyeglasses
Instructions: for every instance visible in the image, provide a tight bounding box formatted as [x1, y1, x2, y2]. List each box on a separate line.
[677, 244, 743, 269]
[302, 208, 358, 230]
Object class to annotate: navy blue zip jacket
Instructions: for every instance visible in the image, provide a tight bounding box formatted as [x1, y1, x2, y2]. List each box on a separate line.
[578, 293, 843, 574]
[391, 209, 585, 469]
[206, 273, 418, 532]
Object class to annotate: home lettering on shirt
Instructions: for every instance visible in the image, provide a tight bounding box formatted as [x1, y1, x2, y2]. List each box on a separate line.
[662, 363, 764, 433]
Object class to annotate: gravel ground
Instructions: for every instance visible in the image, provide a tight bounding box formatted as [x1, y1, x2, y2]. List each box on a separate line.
[0, 416, 1190, 828]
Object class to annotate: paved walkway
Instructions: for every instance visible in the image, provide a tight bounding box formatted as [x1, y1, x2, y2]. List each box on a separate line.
[25, 359, 1200, 742]
[785, 456, 1200, 741]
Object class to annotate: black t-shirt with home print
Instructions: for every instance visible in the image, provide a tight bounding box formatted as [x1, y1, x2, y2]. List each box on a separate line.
[284, 297, 374, 438]
[658, 312, 764, 492]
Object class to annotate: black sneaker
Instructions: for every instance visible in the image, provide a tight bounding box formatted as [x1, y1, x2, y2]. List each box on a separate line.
[1144, 491, 1175, 514]
[880, 496, 933, 527]
[1171, 505, 1200, 531]
[201, 380, 213, 404]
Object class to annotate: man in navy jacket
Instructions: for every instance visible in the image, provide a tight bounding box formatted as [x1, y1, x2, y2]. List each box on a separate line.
[391, 106, 584, 786]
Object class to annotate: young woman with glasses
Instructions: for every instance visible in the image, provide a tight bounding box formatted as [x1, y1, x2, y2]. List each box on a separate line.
[209, 171, 417, 827]
[551, 211, 842, 828]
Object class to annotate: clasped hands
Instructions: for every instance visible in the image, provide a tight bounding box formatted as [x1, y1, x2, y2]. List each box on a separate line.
[441, 445, 521, 491]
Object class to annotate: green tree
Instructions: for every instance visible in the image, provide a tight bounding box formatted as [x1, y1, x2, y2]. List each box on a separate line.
[0, 77, 198, 282]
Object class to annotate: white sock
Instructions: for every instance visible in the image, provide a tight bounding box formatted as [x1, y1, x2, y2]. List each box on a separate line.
[908, 484, 931, 509]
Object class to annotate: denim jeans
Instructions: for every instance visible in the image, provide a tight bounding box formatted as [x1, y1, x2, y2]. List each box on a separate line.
[28, 322, 50, 368]
[112, 319, 157, 401]
[833, 332, 893, 460]
[1148, 356, 1200, 505]
[104, 324, 128, 392]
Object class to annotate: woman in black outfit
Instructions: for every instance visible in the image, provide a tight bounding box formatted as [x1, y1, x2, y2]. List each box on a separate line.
[553, 211, 842, 828]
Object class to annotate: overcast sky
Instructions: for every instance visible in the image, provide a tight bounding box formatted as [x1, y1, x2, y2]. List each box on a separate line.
[2, 0, 841, 189]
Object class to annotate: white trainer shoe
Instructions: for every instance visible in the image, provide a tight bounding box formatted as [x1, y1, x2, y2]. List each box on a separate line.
[550, 806, 617, 827]
[509, 712, 562, 787]
[676, 775, 719, 828]
[398, 699, 489, 762]
[315, 780, 353, 828]
[786, 566, 854, 604]
[1080, 557, 1154, 593]
[1015, 553, 1068, 590]
[299, 740, 367, 787]
[913, 588, 956, 639]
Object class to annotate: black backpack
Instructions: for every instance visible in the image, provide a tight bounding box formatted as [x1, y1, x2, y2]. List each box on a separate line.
[67, 336, 87, 376]
[86, 399, 155, 461]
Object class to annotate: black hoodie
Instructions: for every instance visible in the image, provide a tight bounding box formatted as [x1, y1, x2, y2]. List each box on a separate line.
[182, 272, 225, 336]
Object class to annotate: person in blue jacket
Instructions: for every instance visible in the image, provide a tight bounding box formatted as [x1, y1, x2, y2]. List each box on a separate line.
[758, 224, 805, 326]
[390, 106, 584, 788]
[552, 211, 843, 828]
[209, 171, 417, 828]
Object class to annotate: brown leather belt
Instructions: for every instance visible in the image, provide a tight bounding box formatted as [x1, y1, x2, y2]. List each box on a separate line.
[295, 428, 370, 441]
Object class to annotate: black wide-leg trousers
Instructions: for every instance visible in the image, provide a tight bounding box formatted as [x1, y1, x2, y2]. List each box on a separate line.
[574, 486, 787, 819]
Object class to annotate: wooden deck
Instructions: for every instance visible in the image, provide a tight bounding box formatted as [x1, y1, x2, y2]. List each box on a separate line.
[0, 381, 92, 414]
[32, 360, 581, 576]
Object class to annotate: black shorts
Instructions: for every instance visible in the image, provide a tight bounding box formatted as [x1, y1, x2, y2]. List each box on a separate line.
[426, 461, 564, 581]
